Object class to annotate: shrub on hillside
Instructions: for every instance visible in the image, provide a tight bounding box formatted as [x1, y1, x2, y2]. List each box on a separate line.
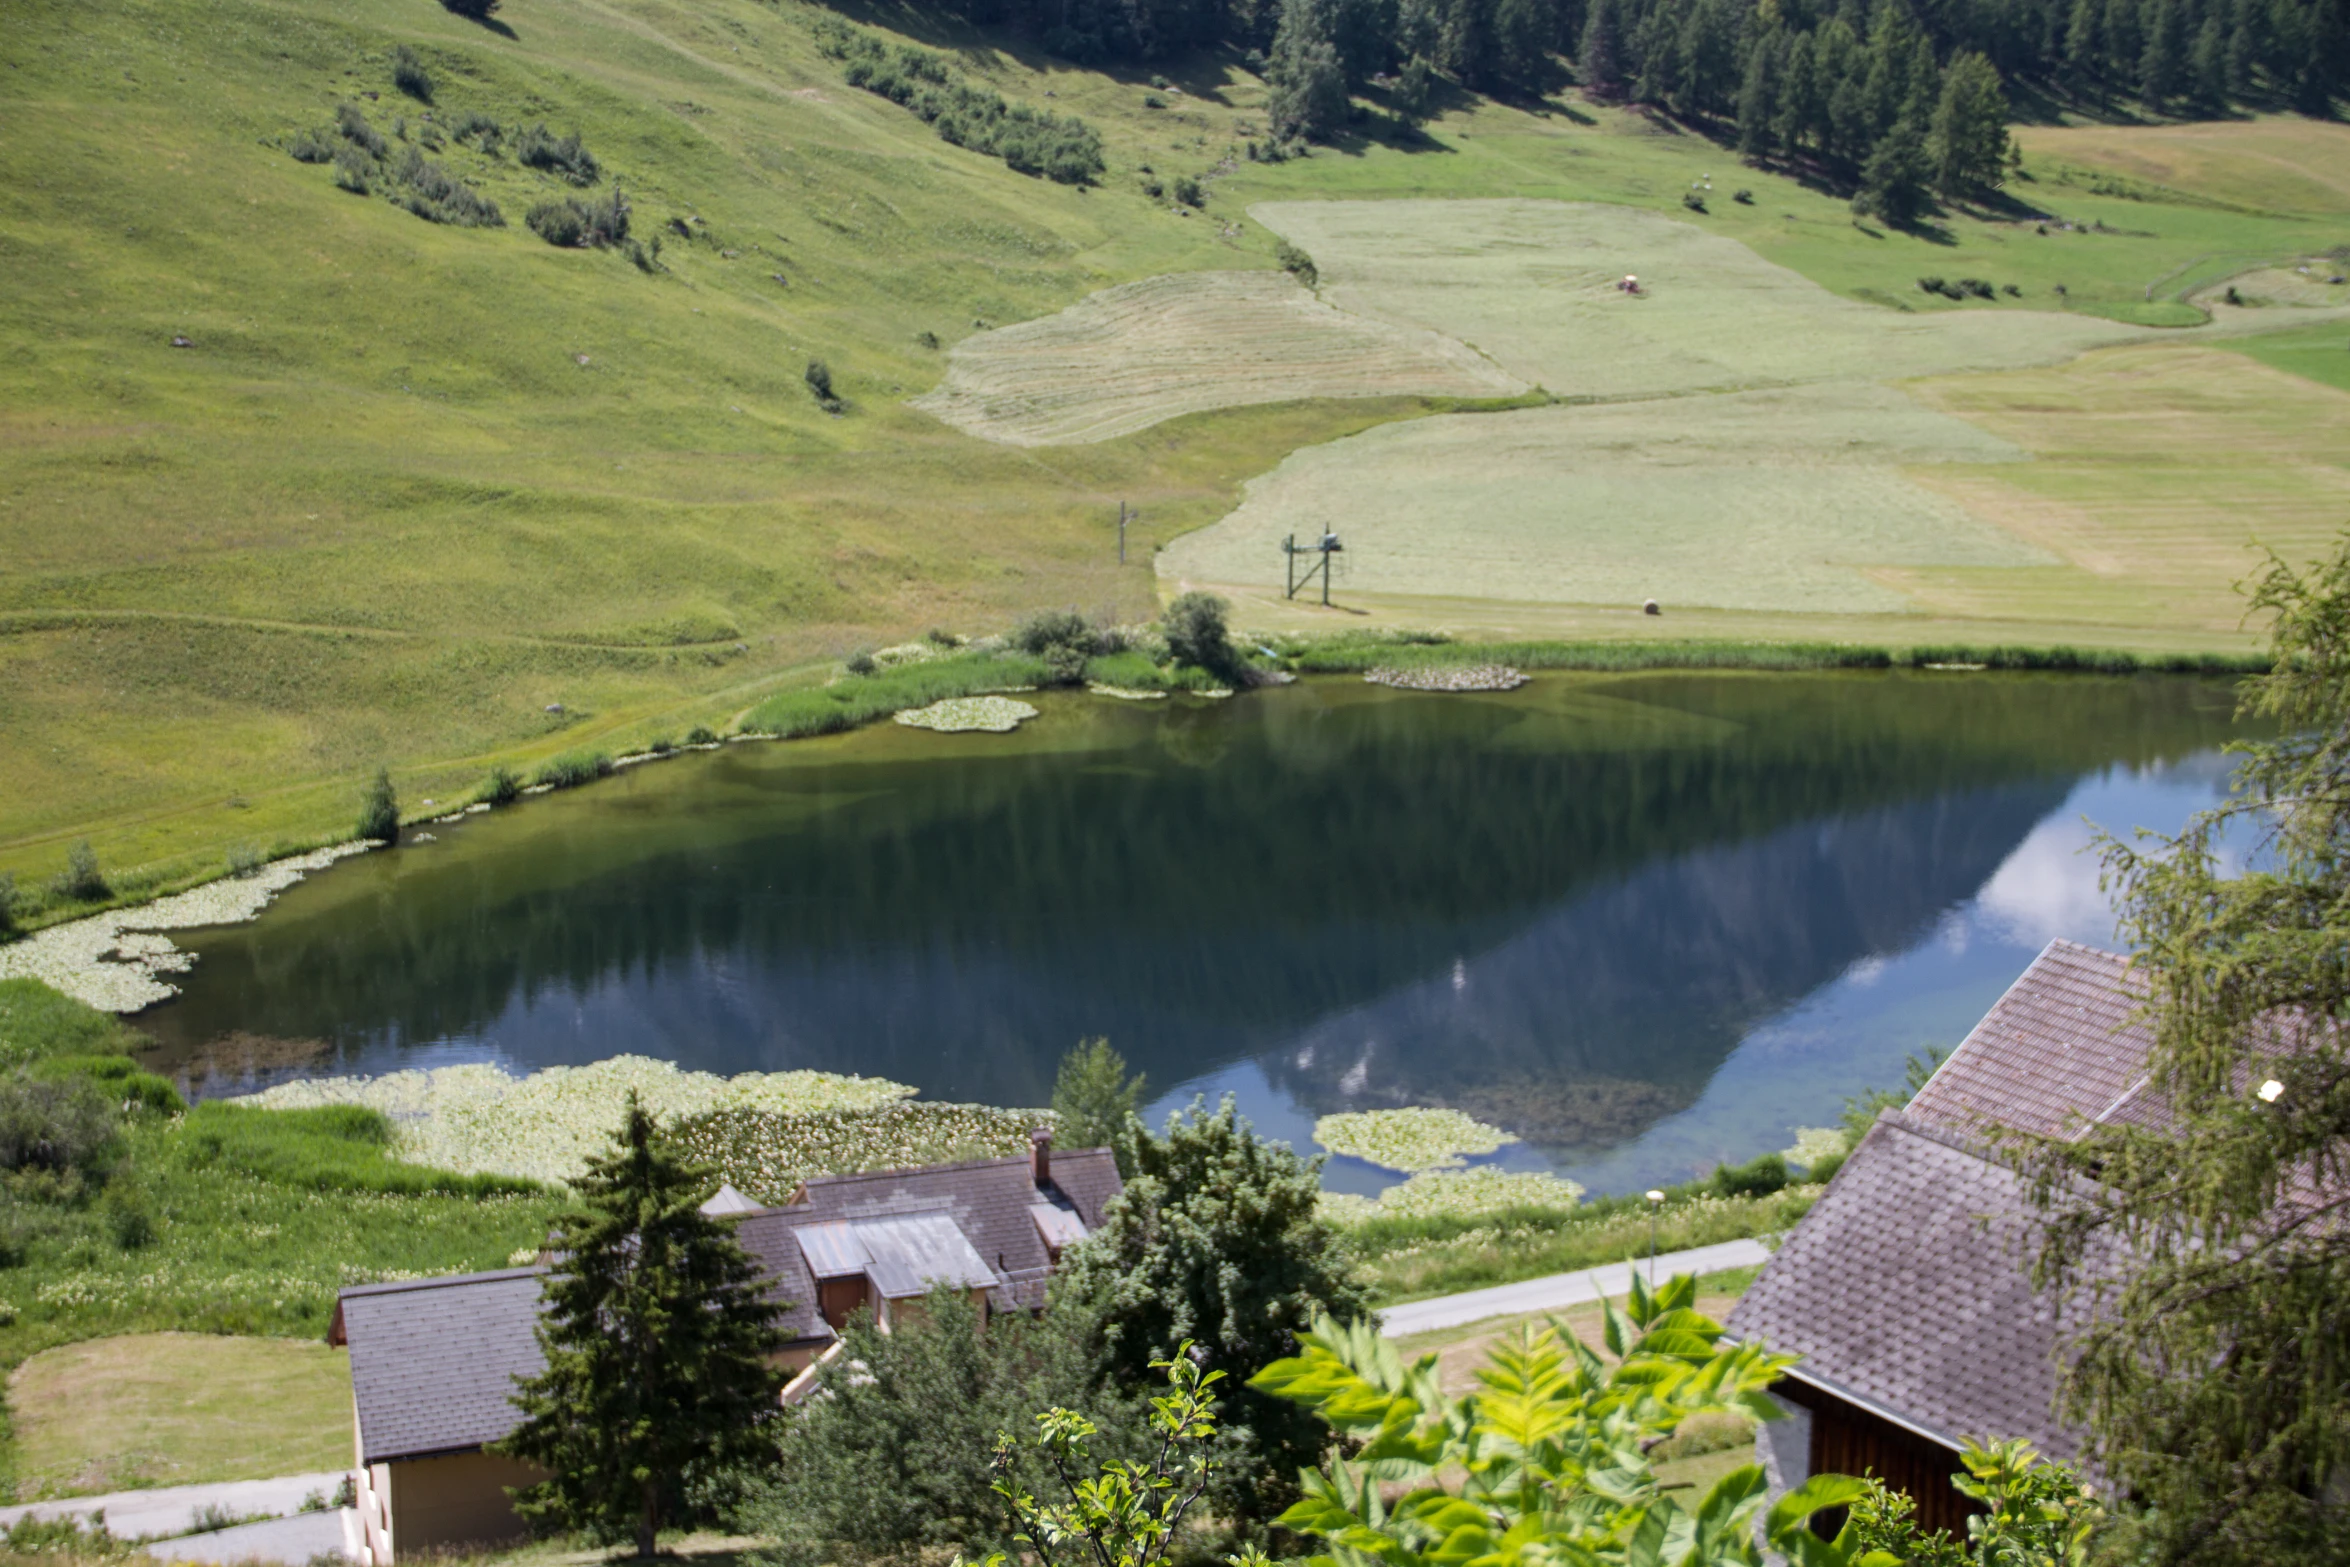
[1171, 175, 1205, 207]
[685, 725, 719, 746]
[818, 22, 1103, 186]
[1710, 1149, 1789, 1198]
[526, 199, 585, 247]
[51, 841, 108, 904]
[0, 871, 16, 937]
[336, 102, 387, 157]
[1161, 591, 1234, 676]
[480, 764, 521, 806]
[225, 843, 263, 879]
[390, 147, 503, 227]
[391, 44, 435, 103]
[286, 128, 335, 164]
[0, 1074, 119, 1178]
[516, 124, 601, 185]
[357, 767, 399, 844]
[1276, 240, 1317, 286]
[332, 144, 374, 195]
[441, 0, 501, 18]
[805, 359, 841, 411]
[449, 110, 504, 152]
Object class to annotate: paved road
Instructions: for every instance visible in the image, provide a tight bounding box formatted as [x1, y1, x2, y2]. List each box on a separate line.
[145, 1508, 357, 1564]
[0, 1471, 349, 1545]
[1376, 1238, 1775, 1337]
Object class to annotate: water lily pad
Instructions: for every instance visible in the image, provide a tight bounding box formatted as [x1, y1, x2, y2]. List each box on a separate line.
[1315, 1106, 1517, 1173]
[894, 695, 1039, 733]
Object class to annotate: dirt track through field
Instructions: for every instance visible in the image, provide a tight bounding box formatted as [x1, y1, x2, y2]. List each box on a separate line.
[911, 270, 1524, 445]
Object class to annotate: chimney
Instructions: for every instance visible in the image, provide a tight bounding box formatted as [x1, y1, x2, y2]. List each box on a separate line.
[1030, 1127, 1052, 1187]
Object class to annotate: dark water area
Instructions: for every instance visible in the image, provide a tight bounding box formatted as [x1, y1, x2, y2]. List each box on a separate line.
[136, 670, 2249, 1195]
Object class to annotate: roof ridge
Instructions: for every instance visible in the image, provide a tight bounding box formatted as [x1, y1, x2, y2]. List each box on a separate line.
[336, 1265, 541, 1301]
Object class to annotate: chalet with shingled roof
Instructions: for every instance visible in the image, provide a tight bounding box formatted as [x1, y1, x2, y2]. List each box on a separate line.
[1726, 938, 2157, 1536]
[331, 1131, 1119, 1564]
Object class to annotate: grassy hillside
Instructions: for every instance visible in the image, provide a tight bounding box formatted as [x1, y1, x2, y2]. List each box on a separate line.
[3, 0, 2347, 904]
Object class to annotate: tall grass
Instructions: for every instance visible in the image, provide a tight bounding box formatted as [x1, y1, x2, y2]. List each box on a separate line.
[743, 651, 1049, 738]
[176, 1103, 542, 1197]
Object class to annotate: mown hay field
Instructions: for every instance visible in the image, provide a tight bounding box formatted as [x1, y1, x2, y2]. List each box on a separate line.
[913, 271, 1524, 444]
[1248, 199, 2171, 400]
[1161, 382, 2048, 614]
[2009, 116, 2350, 217]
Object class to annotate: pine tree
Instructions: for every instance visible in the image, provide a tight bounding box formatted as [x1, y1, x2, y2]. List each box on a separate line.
[1737, 30, 1780, 156]
[2190, 12, 2228, 106]
[2025, 538, 2350, 1563]
[1852, 109, 1931, 224]
[1929, 51, 2011, 198]
[1051, 1038, 1146, 1175]
[1268, 0, 1350, 139]
[2139, 0, 2183, 109]
[498, 1095, 786, 1557]
[357, 767, 400, 846]
[1578, 0, 1628, 95]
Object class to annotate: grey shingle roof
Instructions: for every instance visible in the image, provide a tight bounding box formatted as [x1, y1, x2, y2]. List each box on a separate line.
[1908, 940, 2153, 1142]
[734, 1144, 1123, 1342]
[1724, 1112, 2102, 1462]
[335, 1269, 545, 1465]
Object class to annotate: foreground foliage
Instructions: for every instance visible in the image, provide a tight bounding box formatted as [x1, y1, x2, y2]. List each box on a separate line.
[1251, 1271, 1876, 1567]
[501, 1097, 783, 1556]
[752, 1289, 1152, 1567]
[2026, 533, 2350, 1565]
[1059, 1098, 1370, 1530]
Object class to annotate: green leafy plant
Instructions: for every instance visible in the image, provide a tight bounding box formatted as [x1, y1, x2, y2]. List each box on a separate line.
[964, 1344, 1235, 1567]
[1161, 592, 1236, 678]
[480, 764, 521, 806]
[532, 751, 613, 790]
[686, 725, 719, 746]
[52, 838, 109, 903]
[1251, 1274, 1883, 1567]
[516, 124, 601, 185]
[806, 358, 841, 411]
[1950, 1438, 2104, 1566]
[1276, 240, 1318, 287]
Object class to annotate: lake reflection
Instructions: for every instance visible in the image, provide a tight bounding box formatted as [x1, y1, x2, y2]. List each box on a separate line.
[137, 672, 2247, 1194]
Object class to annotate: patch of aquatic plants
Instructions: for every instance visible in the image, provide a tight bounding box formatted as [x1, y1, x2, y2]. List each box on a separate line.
[1314, 1108, 1517, 1173]
[663, 1103, 1055, 1204]
[177, 1102, 539, 1198]
[743, 650, 1051, 739]
[894, 696, 1038, 733]
[238, 1056, 914, 1187]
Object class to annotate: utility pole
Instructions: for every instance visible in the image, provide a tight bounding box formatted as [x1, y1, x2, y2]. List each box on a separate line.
[1117, 501, 1129, 565]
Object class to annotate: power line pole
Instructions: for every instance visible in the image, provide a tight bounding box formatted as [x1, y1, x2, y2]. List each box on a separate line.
[1117, 500, 1129, 565]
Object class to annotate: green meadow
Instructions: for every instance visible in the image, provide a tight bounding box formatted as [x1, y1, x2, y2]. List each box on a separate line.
[2, 0, 2347, 902]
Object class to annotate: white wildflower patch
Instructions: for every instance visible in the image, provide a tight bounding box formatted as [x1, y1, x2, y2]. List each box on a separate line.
[1781, 1126, 1850, 1169]
[236, 1056, 916, 1187]
[0, 843, 376, 1013]
[872, 642, 944, 668]
[1319, 1167, 1587, 1224]
[1088, 683, 1167, 701]
[1314, 1107, 1517, 1173]
[893, 696, 1039, 733]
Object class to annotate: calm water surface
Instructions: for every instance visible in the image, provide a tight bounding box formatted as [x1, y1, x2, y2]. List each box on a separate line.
[136, 672, 2248, 1195]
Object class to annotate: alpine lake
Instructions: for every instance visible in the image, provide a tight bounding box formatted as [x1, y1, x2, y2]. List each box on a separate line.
[133, 670, 2253, 1198]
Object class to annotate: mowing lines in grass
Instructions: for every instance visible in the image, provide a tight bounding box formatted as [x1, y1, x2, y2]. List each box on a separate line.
[913, 271, 1523, 444]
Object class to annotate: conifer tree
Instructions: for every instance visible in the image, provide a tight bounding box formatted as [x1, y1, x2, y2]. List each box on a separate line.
[1051, 1038, 1146, 1175]
[357, 767, 400, 846]
[1737, 31, 1780, 156]
[1578, 0, 1628, 96]
[1929, 51, 2011, 198]
[499, 1095, 785, 1557]
[1852, 108, 1931, 223]
[2026, 536, 2350, 1562]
